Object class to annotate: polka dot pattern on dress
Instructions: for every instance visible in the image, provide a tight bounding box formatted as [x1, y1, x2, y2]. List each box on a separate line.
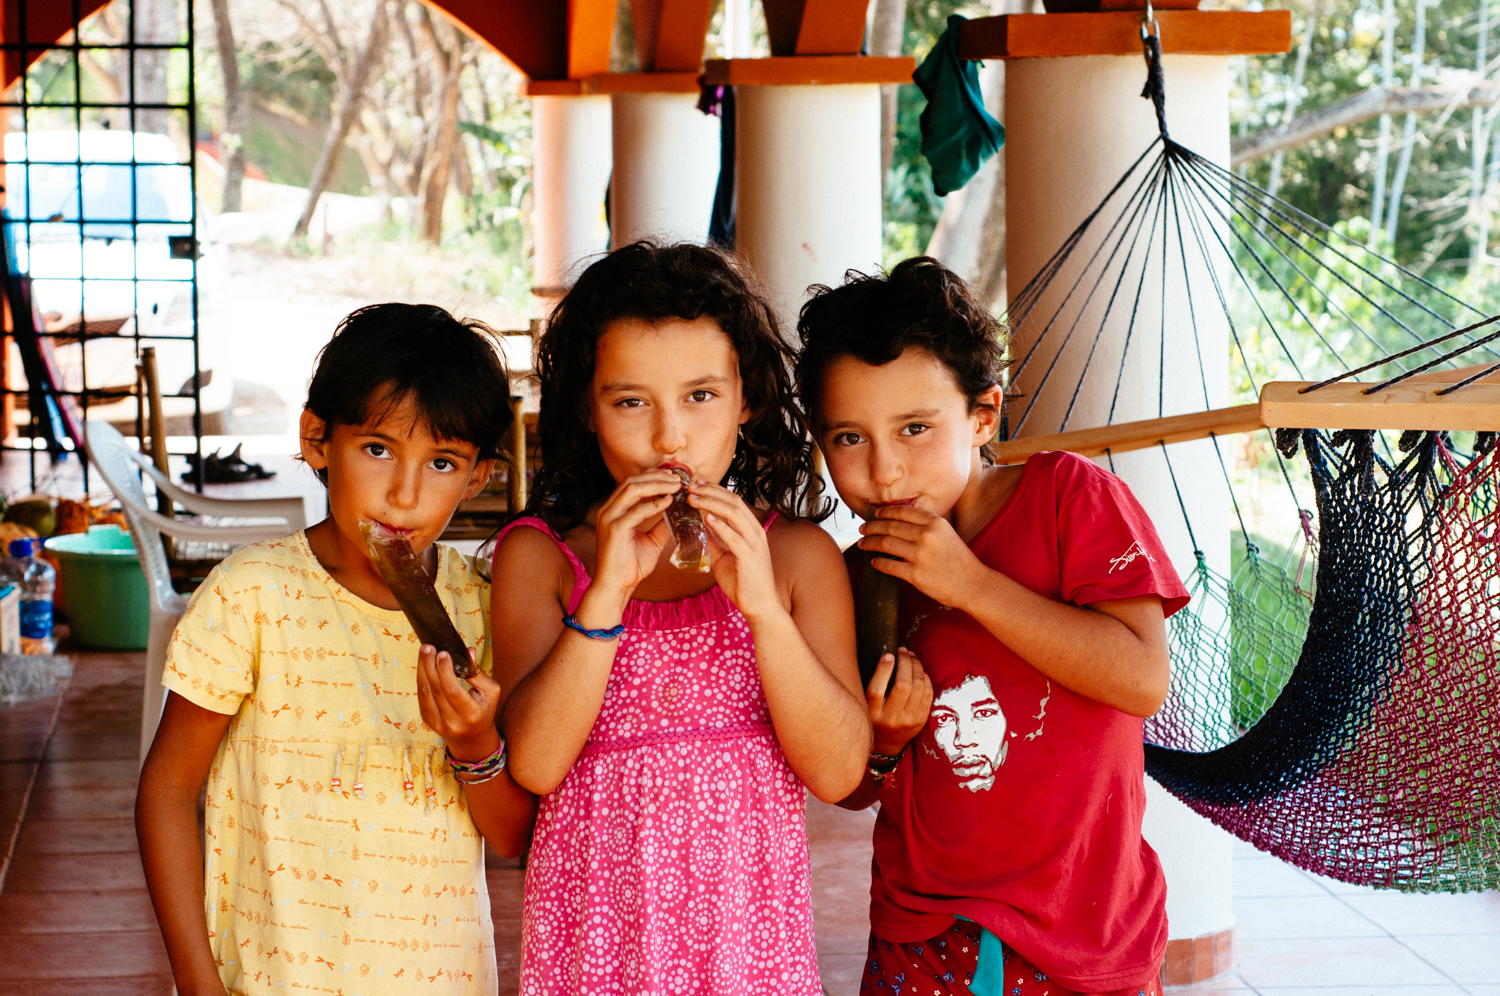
[500, 518, 820, 996]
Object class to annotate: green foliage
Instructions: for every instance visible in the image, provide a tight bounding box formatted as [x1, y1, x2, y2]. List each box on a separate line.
[883, 1, 993, 265]
[244, 41, 340, 132]
[1229, 531, 1313, 728]
[1230, 0, 1498, 273]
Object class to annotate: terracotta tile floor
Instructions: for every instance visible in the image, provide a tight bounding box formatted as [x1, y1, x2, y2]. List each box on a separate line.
[2, 646, 1495, 995]
[0, 645, 882, 994]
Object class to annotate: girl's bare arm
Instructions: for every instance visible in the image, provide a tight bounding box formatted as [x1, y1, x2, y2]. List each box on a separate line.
[413, 646, 537, 856]
[136, 693, 233, 996]
[764, 520, 872, 801]
[495, 475, 679, 795]
[490, 527, 599, 795]
[860, 506, 1170, 717]
[689, 487, 871, 802]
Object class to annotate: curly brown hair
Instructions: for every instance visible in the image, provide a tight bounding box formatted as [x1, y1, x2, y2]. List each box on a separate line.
[527, 241, 830, 532]
[794, 256, 1008, 459]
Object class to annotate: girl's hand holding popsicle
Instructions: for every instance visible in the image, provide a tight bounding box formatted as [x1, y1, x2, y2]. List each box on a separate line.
[684, 480, 782, 623]
[589, 468, 682, 600]
[416, 644, 503, 761]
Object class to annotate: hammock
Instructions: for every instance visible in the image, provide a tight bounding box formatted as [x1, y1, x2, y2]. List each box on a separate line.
[998, 21, 1500, 892]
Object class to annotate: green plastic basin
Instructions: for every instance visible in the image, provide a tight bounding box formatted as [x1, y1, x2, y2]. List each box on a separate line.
[45, 525, 150, 650]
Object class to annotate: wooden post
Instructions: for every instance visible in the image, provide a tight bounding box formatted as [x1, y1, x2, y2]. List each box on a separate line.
[139, 347, 172, 517]
[507, 396, 527, 512]
[135, 364, 148, 453]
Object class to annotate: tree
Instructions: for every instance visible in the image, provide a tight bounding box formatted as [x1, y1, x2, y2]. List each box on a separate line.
[413, 9, 468, 244]
[209, 0, 249, 213]
[135, 0, 179, 135]
[290, 0, 390, 242]
[871, 0, 909, 187]
[1231, 81, 1500, 168]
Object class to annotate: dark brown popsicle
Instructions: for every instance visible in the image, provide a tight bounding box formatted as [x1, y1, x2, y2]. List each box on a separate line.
[360, 520, 477, 679]
[856, 550, 901, 694]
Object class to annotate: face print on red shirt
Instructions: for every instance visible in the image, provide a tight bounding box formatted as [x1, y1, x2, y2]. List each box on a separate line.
[929, 674, 1008, 792]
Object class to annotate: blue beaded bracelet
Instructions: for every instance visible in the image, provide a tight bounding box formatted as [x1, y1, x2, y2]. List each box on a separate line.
[562, 613, 625, 641]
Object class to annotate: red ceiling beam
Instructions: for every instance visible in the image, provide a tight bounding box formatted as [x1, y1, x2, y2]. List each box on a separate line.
[2, 0, 112, 90]
[427, 0, 616, 80]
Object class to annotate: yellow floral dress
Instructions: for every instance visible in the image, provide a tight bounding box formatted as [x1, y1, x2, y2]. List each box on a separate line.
[162, 530, 498, 995]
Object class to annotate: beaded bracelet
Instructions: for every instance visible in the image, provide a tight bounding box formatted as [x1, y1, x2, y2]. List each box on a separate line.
[562, 613, 625, 641]
[446, 743, 508, 785]
[867, 747, 903, 786]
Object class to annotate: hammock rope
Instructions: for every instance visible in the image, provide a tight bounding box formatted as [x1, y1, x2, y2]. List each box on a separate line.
[1001, 22, 1500, 891]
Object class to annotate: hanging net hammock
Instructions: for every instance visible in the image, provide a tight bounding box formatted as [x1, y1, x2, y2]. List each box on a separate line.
[999, 24, 1500, 892]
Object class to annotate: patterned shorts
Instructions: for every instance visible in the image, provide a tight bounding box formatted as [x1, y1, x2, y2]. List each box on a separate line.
[861, 921, 1164, 996]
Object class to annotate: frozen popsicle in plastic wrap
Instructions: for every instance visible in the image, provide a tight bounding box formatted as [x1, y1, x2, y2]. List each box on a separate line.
[662, 463, 711, 573]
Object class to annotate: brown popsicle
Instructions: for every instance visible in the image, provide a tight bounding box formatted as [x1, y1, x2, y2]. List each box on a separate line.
[662, 463, 712, 573]
[856, 550, 902, 694]
[360, 520, 477, 679]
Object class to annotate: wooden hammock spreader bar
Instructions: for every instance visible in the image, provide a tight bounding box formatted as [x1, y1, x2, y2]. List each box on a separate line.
[990, 404, 1265, 465]
[1261, 380, 1500, 431]
[990, 365, 1500, 465]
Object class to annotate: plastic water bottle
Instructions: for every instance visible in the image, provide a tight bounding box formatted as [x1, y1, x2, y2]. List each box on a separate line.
[9, 539, 55, 655]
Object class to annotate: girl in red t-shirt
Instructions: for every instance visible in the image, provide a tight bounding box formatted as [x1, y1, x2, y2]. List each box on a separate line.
[795, 257, 1190, 996]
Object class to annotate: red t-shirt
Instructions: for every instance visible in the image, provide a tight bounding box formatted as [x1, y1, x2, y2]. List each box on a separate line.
[860, 450, 1189, 992]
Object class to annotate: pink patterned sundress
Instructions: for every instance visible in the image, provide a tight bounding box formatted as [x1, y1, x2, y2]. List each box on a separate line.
[495, 516, 820, 996]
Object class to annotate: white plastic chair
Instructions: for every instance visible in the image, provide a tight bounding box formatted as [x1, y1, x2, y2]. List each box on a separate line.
[84, 422, 307, 762]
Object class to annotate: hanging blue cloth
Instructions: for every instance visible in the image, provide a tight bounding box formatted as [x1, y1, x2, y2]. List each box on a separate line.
[914, 13, 1005, 196]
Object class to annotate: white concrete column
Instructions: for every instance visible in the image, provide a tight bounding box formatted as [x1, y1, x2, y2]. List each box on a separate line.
[609, 91, 721, 247]
[530, 94, 612, 300]
[732, 81, 884, 547]
[1005, 54, 1237, 947]
[733, 83, 884, 332]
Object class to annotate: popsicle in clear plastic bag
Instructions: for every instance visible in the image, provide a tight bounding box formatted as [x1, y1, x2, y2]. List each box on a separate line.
[662, 463, 711, 573]
[360, 520, 477, 678]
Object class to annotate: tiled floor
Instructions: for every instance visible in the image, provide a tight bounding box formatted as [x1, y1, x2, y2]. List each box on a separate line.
[0, 645, 1495, 994]
[1177, 840, 1500, 996]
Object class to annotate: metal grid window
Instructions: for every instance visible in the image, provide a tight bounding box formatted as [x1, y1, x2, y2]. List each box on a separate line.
[0, 0, 201, 492]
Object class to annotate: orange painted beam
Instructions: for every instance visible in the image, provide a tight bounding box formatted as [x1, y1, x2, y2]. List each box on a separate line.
[1, 0, 112, 89]
[568, 0, 617, 78]
[427, 0, 568, 80]
[702, 55, 915, 86]
[958, 10, 1292, 59]
[628, 0, 714, 71]
[763, 0, 873, 57]
[584, 71, 701, 94]
[523, 79, 588, 96]
[652, 0, 715, 71]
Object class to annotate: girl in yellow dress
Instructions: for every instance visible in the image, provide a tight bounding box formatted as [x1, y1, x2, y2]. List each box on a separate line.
[135, 304, 536, 996]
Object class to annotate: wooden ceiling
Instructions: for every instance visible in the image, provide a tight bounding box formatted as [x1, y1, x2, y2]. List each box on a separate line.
[0, 0, 874, 91]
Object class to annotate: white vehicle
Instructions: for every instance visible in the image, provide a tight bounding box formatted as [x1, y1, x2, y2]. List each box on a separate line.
[4, 129, 231, 428]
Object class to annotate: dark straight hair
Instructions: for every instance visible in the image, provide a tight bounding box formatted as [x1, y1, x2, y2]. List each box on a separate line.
[304, 303, 514, 477]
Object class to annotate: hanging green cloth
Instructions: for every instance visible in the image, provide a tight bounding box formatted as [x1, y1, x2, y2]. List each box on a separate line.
[914, 13, 1005, 196]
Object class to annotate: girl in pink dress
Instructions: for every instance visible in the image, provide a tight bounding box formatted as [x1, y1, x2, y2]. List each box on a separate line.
[491, 243, 872, 994]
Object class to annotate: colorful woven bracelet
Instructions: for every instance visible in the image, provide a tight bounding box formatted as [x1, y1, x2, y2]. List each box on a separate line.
[446, 743, 507, 784]
[562, 613, 625, 641]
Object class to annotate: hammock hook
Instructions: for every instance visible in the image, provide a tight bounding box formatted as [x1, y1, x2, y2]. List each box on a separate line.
[1139, 2, 1169, 141]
